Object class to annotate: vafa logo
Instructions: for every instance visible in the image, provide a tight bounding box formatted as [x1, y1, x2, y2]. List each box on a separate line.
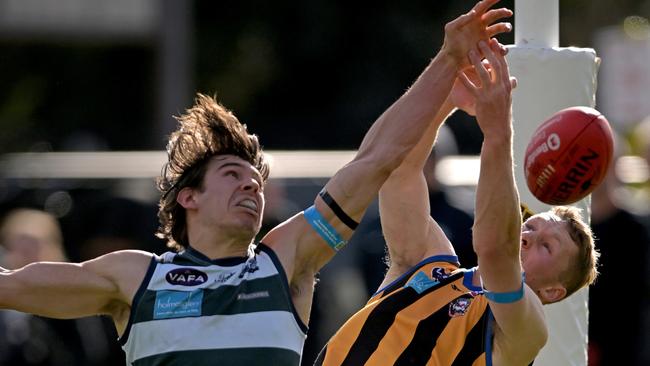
[165, 268, 208, 286]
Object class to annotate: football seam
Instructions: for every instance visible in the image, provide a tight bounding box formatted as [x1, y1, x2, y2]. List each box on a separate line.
[531, 113, 602, 201]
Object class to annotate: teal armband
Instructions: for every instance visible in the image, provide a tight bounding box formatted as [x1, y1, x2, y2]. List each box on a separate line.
[304, 205, 347, 251]
[483, 273, 526, 304]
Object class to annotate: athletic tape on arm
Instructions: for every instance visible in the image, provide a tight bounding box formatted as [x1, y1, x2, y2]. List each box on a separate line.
[304, 205, 347, 251]
[483, 273, 526, 304]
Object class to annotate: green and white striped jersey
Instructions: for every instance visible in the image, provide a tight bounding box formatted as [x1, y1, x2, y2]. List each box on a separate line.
[120, 244, 307, 365]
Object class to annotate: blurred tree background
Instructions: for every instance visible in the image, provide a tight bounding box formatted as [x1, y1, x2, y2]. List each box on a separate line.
[1, 2, 650, 366]
[0, 0, 646, 154]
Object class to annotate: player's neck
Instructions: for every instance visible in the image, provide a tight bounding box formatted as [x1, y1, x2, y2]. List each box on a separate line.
[188, 229, 252, 260]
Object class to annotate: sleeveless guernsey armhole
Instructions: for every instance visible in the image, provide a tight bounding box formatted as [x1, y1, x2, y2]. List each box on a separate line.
[462, 267, 483, 293]
[257, 243, 308, 334]
[371, 254, 460, 298]
[118, 254, 159, 346]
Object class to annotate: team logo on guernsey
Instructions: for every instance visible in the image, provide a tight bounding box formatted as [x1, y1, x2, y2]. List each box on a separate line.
[216, 271, 236, 283]
[431, 267, 451, 281]
[449, 296, 473, 317]
[406, 271, 439, 294]
[238, 257, 259, 278]
[154, 290, 203, 319]
[165, 268, 208, 286]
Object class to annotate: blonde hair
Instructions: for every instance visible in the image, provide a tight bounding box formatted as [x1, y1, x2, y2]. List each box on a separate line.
[551, 206, 600, 299]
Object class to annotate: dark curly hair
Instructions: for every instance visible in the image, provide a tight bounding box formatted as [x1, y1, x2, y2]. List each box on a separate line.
[156, 93, 269, 251]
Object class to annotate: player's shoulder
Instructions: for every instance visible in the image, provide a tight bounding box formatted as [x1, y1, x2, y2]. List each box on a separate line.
[82, 249, 155, 274]
[97, 249, 155, 261]
[83, 250, 158, 304]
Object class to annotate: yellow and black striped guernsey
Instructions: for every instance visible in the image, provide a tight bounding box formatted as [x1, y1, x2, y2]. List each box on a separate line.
[315, 255, 495, 366]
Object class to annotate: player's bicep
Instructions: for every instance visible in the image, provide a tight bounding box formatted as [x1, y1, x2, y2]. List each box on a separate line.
[264, 175, 379, 278]
[0, 262, 119, 318]
[379, 170, 431, 248]
[322, 157, 388, 225]
[477, 253, 547, 362]
[380, 169, 455, 267]
[490, 289, 548, 364]
[295, 192, 360, 271]
[293, 160, 387, 263]
[0, 251, 147, 319]
[265, 156, 395, 281]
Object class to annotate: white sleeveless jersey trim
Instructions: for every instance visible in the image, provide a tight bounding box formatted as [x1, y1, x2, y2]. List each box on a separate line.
[159, 251, 175, 263]
[146, 252, 280, 292]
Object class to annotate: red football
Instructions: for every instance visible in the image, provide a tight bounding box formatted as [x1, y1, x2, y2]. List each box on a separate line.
[523, 106, 614, 205]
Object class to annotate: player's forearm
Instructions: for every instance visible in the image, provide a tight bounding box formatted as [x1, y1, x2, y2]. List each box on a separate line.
[473, 136, 521, 256]
[402, 98, 456, 171]
[379, 99, 452, 206]
[318, 54, 458, 254]
[0, 262, 117, 318]
[355, 51, 457, 174]
[380, 98, 455, 196]
[0, 263, 76, 314]
[377, 97, 457, 267]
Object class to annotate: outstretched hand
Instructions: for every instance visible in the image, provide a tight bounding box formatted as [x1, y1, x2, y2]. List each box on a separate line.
[442, 0, 512, 69]
[459, 39, 516, 139]
[450, 64, 485, 116]
[450, 42, 510, 116]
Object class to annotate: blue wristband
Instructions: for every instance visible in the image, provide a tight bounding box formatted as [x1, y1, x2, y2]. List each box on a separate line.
[304, 205, 347, 251]
[483, 273, 526, 304]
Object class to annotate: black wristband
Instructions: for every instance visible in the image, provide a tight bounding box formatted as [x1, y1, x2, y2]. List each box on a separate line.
[318, 190, 359, 230]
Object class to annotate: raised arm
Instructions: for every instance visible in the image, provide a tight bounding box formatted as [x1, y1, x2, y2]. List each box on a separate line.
[263, 0, 513, 276]
[377, 97, 457, 282]
[0, 250, 152, 335]
[377, 48, 511, 279]
[468, 40, 547, 364]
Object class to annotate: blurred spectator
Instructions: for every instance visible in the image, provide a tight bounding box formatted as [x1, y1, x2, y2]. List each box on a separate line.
[0, 208, 66, 268]
[0, 208, 125, 366]
[73, 195, 163, 260]
[588, 134, 650, 366]
[621, 116, 650, 215]
[54, 191, 164, 263]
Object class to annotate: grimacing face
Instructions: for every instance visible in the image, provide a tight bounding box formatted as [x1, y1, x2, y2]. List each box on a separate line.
[188, 155, 266, 240]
